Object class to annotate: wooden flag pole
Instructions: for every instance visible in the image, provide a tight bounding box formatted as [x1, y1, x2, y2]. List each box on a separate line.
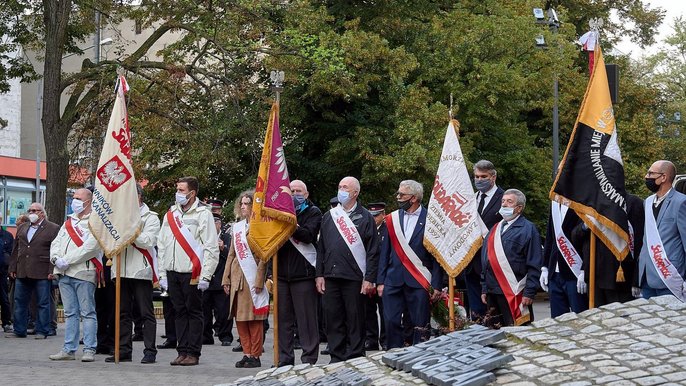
[589, 233, 596, 309]
[448, 277, 455, 332]
[272, 256, 279, 366]
[115, 253, 122, 363]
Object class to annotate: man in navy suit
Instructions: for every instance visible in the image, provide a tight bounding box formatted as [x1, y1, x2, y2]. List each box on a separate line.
[480, 189, 542, 326]
[464, 160, 503, 319]
[638, 160, 686, 299]
[377, 180, 444, 349]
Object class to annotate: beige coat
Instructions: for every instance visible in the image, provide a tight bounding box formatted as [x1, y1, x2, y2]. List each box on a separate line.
[222, 241, 268, 322]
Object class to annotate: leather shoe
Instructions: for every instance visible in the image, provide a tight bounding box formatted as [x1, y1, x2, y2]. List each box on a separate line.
[320, 345, 330, 355]
[170, 355, 187, 366]
[231, 344, 243, 352]
[105, 355, 132, 363]
[221, 340, 232, 347]
[202, 339, 214, 345]
[243, 356, 260, 368]
[235, 355, 249, 368]
[157, 340, 177, 349]
[132, 333, 144, 342]
[141, 354, 156, 364]
[364, 342, 379, 351]
[179, 355, 199, 366]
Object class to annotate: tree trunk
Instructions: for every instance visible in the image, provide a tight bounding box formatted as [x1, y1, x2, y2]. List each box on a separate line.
[42, 0, 73, 221]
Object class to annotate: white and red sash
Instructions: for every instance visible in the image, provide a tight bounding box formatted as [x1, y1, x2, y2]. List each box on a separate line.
[551, 202, 583, 279]
[166, 210, 204, 284]
[132, 244, 159, 287]
[65, 217, 104, 286]
[644, 195, 686, 301]
[289, 237, 317, 267]
[232, 220, 269, 315]
[386, 210, 432, 290]
[486, 220, 531, 325]
[330, 205, 367, 275]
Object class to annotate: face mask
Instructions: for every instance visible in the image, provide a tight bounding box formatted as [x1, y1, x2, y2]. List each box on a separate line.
[499, 206, 516, 220]
[71, 199, 85, 215]
[645, 177, 660, 193]
[176, 192, 189, 206]
[474, 179, 492, 193]
[293, 194, 306, 206]
[397, 199, 413, 211]
[28, 214, 39, 224]
[337, 190, 351, 206]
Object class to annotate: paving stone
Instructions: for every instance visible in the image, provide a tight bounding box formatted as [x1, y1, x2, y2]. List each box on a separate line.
[560, 381, 592, 386]
[596, 375, 623, 383]
[633, 376, 668, 386]
[510, 363, 552, 377]
[663, 372, 686, 382]
[636, 318, 664, 327]
[606, 381, 638, 386]
[565, 348, 597, 358]
[598, 366, 631, 375]
[621, 370, 651, 379]
[555, 313, 579, 322]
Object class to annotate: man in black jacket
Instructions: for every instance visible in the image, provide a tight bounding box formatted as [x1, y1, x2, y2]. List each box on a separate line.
[276, 180, 322, 366]
[316, 176, 379, 363]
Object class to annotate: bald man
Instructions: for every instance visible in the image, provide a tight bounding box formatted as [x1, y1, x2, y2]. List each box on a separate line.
[638, 160, 686, 300]
[316, 176, 379, 363]
[49, 188, 103, 362]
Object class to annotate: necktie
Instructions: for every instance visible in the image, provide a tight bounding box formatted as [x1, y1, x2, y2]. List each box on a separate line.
[501, 221, 508, 235]
[477, 193, 485, 215]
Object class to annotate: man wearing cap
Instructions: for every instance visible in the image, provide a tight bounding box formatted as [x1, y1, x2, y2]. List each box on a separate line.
[377, 180, 443, 348]
[364, 202, 386, 351]
[202, 213, 233, 346]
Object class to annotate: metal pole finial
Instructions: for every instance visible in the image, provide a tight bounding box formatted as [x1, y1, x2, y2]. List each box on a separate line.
[270, 70, 285, 102]
[448, 93, 454, 120]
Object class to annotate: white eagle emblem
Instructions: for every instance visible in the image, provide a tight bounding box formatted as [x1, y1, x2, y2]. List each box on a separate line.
[97, 155, 132, 192]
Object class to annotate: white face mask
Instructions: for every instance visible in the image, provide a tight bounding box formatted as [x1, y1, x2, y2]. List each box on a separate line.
[28, 213, 40, 224]
[499, 206, 516, 221]
[71, 199, 85, 215]
[176, 192, 189, 206]
[337, 190, 351, 206]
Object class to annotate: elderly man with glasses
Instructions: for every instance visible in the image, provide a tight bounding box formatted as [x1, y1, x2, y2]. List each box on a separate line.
[7, 203, 60, 339]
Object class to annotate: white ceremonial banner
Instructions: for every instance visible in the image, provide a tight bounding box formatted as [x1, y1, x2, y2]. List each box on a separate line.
[423, 120, 487, 277]
[89, 75, 142, 257]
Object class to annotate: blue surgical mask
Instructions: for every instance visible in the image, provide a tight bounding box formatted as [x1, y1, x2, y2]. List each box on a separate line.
[337, 190, 351, 206]
[499, 206, 516, 220]
[474, 179, 492, 193]
[293, 194, 306, 206]
[175, 192, 189, 206]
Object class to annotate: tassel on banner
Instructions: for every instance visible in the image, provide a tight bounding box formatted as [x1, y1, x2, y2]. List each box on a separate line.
[616, 265, 625, 283]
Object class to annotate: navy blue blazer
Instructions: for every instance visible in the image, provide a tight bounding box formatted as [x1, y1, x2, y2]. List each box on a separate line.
[543, 204, 582, 282]
[377, 207, 444, 290]
[481, 215, 543, 298]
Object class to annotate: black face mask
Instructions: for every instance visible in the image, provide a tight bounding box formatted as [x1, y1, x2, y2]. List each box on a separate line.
[397, 199, 413, 211]
[645, 177, 660, 193]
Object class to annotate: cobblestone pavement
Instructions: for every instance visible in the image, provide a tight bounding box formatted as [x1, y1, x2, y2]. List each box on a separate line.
[0, 299, 553, 385]
[226, 296, 686, 386]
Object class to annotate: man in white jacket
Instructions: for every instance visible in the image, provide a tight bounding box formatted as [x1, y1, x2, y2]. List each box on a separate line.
[49, 188, 103, 362]
[158, 176, 219, 366]
[106, 184, 160, 364]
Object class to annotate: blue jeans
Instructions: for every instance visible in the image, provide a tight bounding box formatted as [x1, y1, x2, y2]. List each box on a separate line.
[642, 287, 673, 299]
[59, 275, 97, 353]
[13, 278, 52, 336]
[548, 272, 588, 318]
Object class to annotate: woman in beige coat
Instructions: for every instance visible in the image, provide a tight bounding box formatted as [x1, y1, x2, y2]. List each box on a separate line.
[222, 190, 268, 368]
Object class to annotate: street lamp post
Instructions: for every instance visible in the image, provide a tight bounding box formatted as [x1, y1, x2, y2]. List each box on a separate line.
[533, 7, 560, 179]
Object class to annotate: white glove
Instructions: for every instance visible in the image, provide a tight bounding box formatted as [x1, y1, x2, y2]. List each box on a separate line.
[577, 270, 587, 294]
[632, 286, 642, 298]
[159, 278, 168, 291]
[539, 267, 549, 292]
[55, 258, 70, 271]
[197, 279, 210, 291]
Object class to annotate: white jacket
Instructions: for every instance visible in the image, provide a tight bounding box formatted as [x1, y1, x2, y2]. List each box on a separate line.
[50, 213, 103, 284]
[110, 203, 160, 280]
[157, 200, 219, 282]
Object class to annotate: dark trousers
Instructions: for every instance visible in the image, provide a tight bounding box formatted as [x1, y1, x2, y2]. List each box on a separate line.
[278, 279, 319, 365]
[13, 278, 51, 336]
[317, 294, 327, 343]
[465, 266, 486, 319]
[595, 288, 632, 307]
[323, 278, 365, 363]
[486, 293, 534, 327]
[0, 265, 11, 326]
[132, 301, 143, 336]
[383, 284, 430, 349]
[168, 271, 203, 358]
[95, 278, 116, 351]
[202, 289, 233, 343]
[365, 293, 385, 348]
[162, 296, 176, 342]
[549, 272, 588, 318]
[118, 278, 157, 358]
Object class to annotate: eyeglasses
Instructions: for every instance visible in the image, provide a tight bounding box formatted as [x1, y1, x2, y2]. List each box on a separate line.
[396, 192, 413, 198]
[28, 209, 42, 213]
[647, 171, 664, 177]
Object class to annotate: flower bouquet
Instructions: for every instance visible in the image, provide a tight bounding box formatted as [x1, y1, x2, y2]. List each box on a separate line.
[430, 287, 467, 329]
